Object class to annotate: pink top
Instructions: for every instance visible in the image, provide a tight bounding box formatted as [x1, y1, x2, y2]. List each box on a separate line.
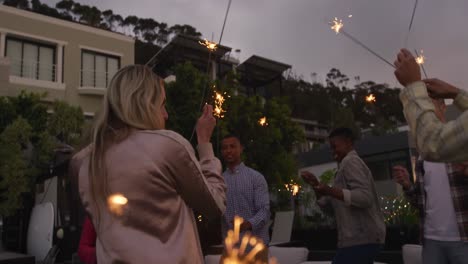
[77, 130, 226, 264]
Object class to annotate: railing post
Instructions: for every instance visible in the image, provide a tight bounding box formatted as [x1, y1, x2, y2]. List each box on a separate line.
[56, 44, 63, 83]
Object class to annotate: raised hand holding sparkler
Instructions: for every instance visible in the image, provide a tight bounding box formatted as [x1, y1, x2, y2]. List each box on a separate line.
[196, 104, 217, 143]
[394, 49, 421, 87]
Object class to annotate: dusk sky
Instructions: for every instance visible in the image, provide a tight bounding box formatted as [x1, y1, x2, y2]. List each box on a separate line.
[45, 0, 468, 90]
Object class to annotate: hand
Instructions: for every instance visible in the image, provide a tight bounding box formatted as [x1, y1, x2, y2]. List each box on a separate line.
[312, 182, 332, 196]
[394, 49, 421, 86]
[196, 104, 216, 143]
[423, 78, 460, 99]
[392, 165, 412, 190]
[301, 171, 320, 187]
[240, 221, 252, 232]
[453, 161, 468, 177]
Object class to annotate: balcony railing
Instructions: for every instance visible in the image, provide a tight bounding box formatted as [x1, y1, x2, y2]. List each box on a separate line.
[9, 58, 56, 82]
[81, 69, 117, 88]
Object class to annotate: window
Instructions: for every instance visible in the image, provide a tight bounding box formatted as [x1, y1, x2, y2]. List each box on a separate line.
[6, 37, 56, 81]
[81, 50, 120, 88]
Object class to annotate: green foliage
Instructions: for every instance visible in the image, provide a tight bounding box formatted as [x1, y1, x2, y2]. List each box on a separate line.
[381, 195, 419, 227]
[0, 118, 32, 216]
[320, 168, 336, 186]
[48, 101, 85, 145]
[166, 62, 304, 186]
[165, 62, 208, 140]
[0, 92, 85, 216]
[283, 68, 405, 136]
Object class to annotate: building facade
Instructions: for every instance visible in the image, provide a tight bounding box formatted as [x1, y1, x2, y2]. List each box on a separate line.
[0, 5, 134, 116]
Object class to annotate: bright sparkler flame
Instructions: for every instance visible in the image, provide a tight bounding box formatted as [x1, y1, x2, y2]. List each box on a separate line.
[331, 17, 344, 34]
[199, 38, 218, 51]
[366, 94, 376, 103]
[213, 90, 228, 118]
[258, 117, 268, 126]
[222, 216, 276, 264]
[284, 180, 301, 196]
[107, 193, 128, 216]
[415, 50, 425, 65]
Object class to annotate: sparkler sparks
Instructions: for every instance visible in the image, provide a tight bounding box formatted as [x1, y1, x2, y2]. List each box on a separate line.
[330, 17, 344, 34]
[222, 216, 275, 264]
[199, 39, 218, 51]
[213, 90, 229, 118]
[366, 94, 376, 103]
[258, 117, 268, 126]
[285, 180, 301, 196]
[107, 193, 128, 216]
[414, 49, 428, 79]
[415, 50, 425, 65]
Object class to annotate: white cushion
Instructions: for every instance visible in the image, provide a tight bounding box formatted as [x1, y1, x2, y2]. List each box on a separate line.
[402, 244, 422, 264]
[269, 246, 308, 264]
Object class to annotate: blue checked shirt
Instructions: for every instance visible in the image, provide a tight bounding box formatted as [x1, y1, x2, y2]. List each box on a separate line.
[222, 163, 270, 245]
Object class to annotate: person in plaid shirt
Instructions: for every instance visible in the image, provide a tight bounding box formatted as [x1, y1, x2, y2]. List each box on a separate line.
[394, 48, 468, 162]
[393, 98, 468, 264]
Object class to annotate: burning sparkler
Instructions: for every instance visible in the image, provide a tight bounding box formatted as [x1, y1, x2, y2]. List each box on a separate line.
[107, 193, 128, 216]
[329, 17, 395, 69]
[366, 94, 376, 103]
[414, 49, 428, 79]
[213, 90, 228, 118]
[258, 117, 268, 126]
[415, 50, 425, 65]
[222, 216, 276, 264]
[330, 17, 344, 34]
[285, 180, 301, 196]
[199, 38, 218, 51]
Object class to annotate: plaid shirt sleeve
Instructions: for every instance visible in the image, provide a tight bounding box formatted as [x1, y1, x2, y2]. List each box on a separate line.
[400, 81, 468, 162]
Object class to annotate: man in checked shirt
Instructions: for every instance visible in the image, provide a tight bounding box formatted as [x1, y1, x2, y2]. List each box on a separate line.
[220, 134, 270, 261]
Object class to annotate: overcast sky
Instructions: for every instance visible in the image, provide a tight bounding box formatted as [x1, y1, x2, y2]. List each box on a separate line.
[45, 0, 468, 89]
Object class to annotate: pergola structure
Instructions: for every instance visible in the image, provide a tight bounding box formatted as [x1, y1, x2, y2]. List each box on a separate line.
[236, 55, 291, 97]
[150, 34, 233, 79]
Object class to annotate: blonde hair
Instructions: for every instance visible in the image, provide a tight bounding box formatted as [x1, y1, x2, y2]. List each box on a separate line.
[88, 65, 165, 219]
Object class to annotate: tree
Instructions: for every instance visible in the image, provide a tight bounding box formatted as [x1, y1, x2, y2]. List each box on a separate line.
[170, 24, 202, 38]
[48, 101, 85, 145]
[55, 0, 74, 18]
[2, 0, 29, 9]
[0, 92, 85, 216]
[166, 62, 304, 186]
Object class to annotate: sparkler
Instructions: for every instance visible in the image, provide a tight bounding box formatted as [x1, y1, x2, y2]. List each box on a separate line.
[258, 117, 268, 126]
[222, 216, 275, 264]
[199, 39, 218, 51]
[414, 49, 428, 79]
[107, 193, 128, 216]
[284, 180, 301, 196]
[329, 17, 395, 69]
[330, 17, 344, 34]
[405, 0, 419, 47]
[365, 94, 376, 103]
[213, 90, 229, 118]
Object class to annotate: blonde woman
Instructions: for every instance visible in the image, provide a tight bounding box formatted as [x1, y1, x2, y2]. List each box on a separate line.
[75, 65, 226, 264]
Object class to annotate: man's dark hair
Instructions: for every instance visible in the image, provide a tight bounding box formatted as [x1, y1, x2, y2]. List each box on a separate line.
[222, 134, 241, 143]
[329, 127, 355, 143]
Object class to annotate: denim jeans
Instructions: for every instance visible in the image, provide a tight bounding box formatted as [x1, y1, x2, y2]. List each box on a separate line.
[423, 239, 468, 264]
[332, 243, 382, 264]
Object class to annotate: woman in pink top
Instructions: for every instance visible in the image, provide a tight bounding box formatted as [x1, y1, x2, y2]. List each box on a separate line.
[76, 65, 226, 264]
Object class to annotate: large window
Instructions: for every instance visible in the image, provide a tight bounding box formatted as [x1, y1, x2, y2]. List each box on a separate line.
[81, 50, 120, 88]
[6, 37, 56, 81]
